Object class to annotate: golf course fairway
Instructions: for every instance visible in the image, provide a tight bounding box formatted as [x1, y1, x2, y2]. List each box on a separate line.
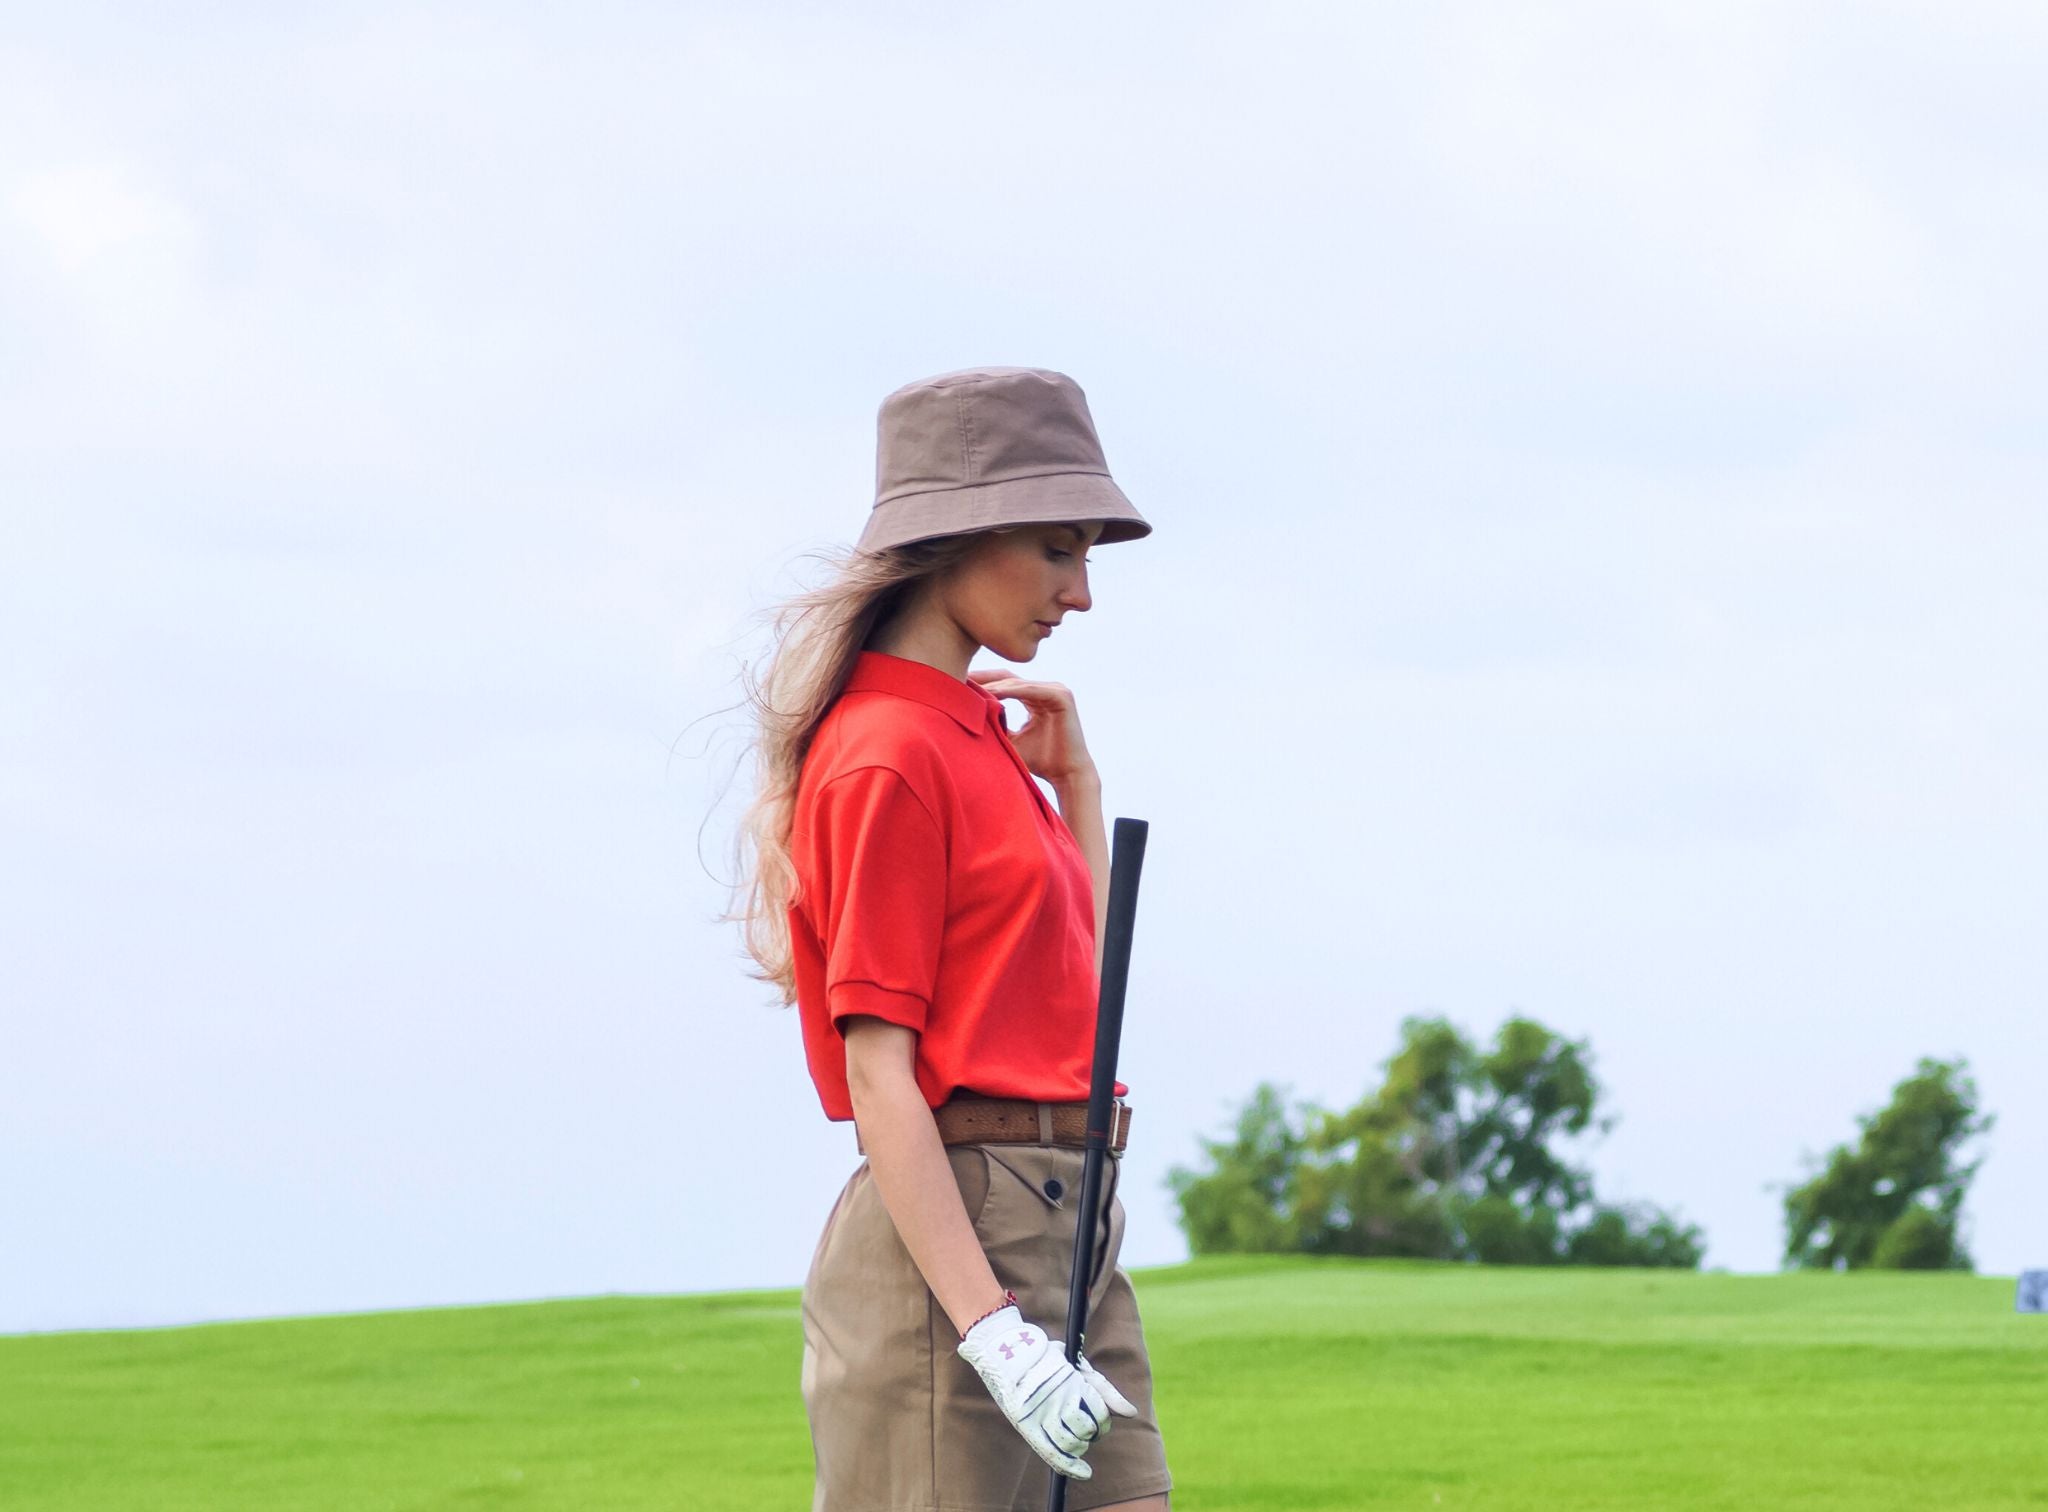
[4, 1254, 2042, 1510]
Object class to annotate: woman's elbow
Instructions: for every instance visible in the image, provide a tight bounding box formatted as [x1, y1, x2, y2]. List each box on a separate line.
[843, 1016, 918, 1108]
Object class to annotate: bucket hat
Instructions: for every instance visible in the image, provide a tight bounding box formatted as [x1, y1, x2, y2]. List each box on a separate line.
[858, 366, 1152, 554]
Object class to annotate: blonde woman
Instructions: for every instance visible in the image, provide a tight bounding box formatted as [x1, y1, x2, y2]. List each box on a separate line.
[727, 367, 1174, 1510]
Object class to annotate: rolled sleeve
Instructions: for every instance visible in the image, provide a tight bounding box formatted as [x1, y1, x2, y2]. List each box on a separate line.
[813, 766, 948, 1038]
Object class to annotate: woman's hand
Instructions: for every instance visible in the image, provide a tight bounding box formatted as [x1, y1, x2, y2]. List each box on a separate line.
[967, 669, 1098, 787]
[956, 1302, 1138, 1478]
[973, 667, 1110, 968]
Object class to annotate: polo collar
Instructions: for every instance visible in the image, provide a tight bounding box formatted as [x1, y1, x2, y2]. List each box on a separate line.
[842, 650, 995, 735]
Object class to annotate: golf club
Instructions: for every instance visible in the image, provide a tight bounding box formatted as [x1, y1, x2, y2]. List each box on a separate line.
[1047, 814, 1149, 1511]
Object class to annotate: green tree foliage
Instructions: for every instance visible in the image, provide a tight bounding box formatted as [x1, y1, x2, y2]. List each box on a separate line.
[1779, 1056, 1993, 1272]
[1168, 1013, 1706, 1267]
[1167, 1082, 1310, 1255]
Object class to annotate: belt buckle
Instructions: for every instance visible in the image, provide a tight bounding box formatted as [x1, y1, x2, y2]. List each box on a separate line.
[1108, 1095, 1127, 1159]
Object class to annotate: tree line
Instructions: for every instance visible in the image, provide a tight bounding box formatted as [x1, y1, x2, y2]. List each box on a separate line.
[1166, 1013, 1994, 1271]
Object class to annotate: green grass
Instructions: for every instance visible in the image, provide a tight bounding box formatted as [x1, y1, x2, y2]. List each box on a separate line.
[4, 1256, 2044, 1510]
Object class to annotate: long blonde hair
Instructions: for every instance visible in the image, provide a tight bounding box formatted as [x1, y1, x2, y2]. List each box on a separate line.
[718, 526, 1016, 1004]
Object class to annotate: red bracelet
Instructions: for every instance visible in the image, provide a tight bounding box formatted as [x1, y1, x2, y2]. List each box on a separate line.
[960, 1288, 1018, 1339]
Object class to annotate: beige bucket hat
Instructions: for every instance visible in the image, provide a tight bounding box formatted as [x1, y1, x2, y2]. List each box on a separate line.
[857, 365, 1152, 554]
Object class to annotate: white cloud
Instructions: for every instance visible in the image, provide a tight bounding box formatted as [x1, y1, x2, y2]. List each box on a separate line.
[12, 161, 199, 274]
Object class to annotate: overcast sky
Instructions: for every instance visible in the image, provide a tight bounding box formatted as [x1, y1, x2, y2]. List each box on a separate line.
[4, 3, 2043, 1333]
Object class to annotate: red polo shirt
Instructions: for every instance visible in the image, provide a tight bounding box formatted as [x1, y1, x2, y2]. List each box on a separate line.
[788, 649, 1128, 1120]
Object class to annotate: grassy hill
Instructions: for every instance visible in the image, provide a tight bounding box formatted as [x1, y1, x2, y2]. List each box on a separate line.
[4, 1255, 2043, 1510]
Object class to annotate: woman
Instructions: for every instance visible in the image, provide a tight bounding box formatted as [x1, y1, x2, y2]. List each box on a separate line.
[728, 366, 1174, 1510]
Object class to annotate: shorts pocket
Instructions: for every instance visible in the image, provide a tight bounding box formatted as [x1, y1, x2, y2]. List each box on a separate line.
[971, 1146, 1114, 1327]
[981, 1147, 1067, 1215]
[946, 1143, 998, 1229]
[1088, 1154, 1126, 1296]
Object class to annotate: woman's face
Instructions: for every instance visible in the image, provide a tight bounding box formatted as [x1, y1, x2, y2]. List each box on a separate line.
[939, 521, 1103, 662]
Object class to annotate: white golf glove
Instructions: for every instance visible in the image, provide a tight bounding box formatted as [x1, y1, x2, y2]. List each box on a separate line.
[956, 1304, 1138, 1478]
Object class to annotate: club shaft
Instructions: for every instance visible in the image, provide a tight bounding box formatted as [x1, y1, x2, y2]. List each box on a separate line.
[1048, 816, 1148, 1512]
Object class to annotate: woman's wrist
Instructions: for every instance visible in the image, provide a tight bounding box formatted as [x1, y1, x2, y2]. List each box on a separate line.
[1050, 763, 1101, 794]
[960, 1288, 1019, 1340]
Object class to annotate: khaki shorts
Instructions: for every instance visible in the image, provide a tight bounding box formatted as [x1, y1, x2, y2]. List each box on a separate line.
[800, 1138, 1174, 1511]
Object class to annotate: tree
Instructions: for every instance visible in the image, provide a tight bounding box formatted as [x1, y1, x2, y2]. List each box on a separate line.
[1779, 1055, 1993, 1271]
[1168, 1013, 1706, 1267]
[1165, 1082, 1310, 1255]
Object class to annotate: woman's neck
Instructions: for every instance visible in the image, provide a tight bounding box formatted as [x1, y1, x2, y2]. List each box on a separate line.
[866, 616, 978, 681]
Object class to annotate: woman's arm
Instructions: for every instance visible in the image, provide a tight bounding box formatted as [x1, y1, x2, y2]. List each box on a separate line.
[843, 1016, 1009, 1336]
[1053, 768, 1109, 978]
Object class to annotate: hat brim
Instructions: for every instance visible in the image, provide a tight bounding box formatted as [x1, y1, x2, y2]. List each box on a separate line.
[857, 471, 1151, 554]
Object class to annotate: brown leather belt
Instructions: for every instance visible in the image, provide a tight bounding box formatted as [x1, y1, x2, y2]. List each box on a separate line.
[855, 1093, 1131, 1156]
